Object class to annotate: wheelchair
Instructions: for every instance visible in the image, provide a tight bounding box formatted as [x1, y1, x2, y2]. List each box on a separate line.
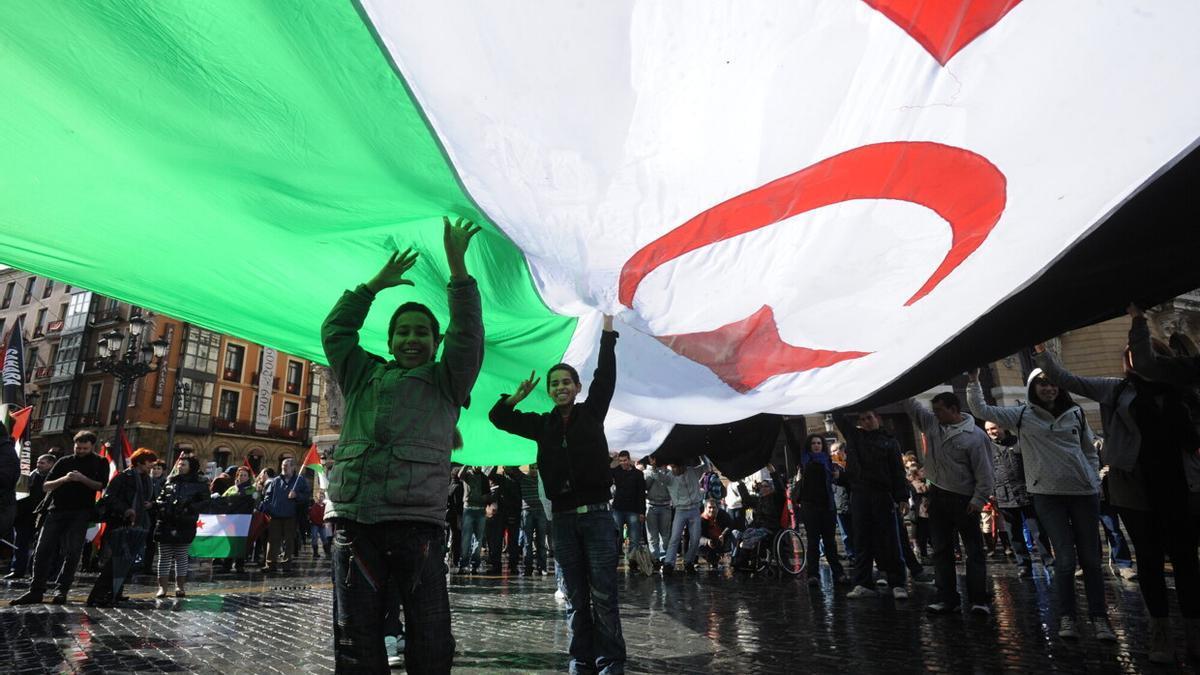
[730, 526, 806, 577]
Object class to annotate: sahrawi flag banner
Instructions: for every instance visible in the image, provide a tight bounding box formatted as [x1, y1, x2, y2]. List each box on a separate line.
[190, 513, 253, 559]
[2, 2, 1200, 464]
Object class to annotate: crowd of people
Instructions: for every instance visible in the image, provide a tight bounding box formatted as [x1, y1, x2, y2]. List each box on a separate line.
[4, 217, 1199, 675]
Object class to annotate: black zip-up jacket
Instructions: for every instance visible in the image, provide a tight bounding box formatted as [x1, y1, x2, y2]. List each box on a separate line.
[490, 331, 618, 513]
[610, 465, 646, 514]
[833, 413, 908, 503]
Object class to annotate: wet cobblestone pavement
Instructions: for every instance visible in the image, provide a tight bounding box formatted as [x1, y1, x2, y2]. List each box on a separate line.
[0, 552, 1192, 673]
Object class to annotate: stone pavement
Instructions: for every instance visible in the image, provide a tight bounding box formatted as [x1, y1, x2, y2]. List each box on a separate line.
[0, 552, 1192, 674]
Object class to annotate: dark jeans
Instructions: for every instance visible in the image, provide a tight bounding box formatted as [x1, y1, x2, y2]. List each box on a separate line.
[522, 508, 549, 573]
[553, 509, 625, 675]
[9, 518, 35, 576]
[998, 504, 1050, 569]
[896, 513, 924, 579]
[331, 520, 453, 674]
[30, 508, 92, 596]
[928, 487, 988, 606]
[800, 506, 843, 579]
[488, 514, 520, 571]
[1120, 507, 1200, 618]
[850, 491, 903, 588]
[1032, 493, 1106, 619]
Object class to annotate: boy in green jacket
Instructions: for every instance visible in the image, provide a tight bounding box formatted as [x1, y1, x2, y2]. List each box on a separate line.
[322, 217, 483, 673]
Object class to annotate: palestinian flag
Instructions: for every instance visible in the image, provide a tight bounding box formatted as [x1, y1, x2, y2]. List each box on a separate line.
[302, 444, 324, 476]
[189, 513, 253, 559]
[2, 3, 1199, 465]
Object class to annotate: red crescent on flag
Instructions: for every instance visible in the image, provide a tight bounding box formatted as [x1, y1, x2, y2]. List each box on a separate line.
[863, 0, 1023, 66]
[618, 141, 1006, 392]
[619, 141, 1006, 308]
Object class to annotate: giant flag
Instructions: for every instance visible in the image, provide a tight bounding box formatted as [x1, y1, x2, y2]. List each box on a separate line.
[2, 2, 1199, 464]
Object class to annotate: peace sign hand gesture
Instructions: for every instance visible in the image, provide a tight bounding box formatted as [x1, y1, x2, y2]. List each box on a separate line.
[504, 370, 541, 407]
[366, 248, 419, 294]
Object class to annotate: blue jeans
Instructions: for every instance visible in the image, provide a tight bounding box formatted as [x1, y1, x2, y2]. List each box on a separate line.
[521, 507, 549, 572]
[611, 510, 641, 555]
[1098, 503, 1133, 568]
[665, 505, 701, 567]
[645, 505, 672, 561]
[553, 509, 625, 675]
[1033, 493, 1107, 619]
[836, 511, 855, 561]
[459, 507, 485, 569]
[332, 520, 453, 674]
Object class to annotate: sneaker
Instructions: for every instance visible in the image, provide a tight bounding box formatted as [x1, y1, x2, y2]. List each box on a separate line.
[892, 587, 908, 601]
[1074, 567, 1085, 578]
[385, 635, 405, 668]
[875, 578, 889, 587]
[969, 604, 991, 616]
[926, 601, 960, 615]
[554, 589, 566, 602]
[1118, 567, 1138, 581]
[539, 569, 548, 576]
[912, 571, 935, 584]
[1017, 567, 1032, 579]
[9, 591, 43, 606]
[1091, 616, 1117, 642]
[846, 585, 877, 599]
[1058, 616, 1080, 639]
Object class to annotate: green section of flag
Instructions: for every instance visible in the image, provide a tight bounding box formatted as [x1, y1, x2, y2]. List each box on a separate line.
[0, 1, 575, 464]
[190, 535, 247, 560]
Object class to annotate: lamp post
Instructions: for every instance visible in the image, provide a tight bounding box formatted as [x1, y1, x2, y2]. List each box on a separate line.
[96, 315, 168, 470]
[164, 374, 192, 467]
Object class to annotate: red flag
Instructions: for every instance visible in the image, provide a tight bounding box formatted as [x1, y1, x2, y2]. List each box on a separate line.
[119, 429, 133, 462]
[9, 405, 31, 442]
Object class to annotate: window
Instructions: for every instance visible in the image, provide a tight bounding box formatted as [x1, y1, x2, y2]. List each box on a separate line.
[41, 382, 72, 434]
[1, 282, 13, 309]
[181, 326, 221, 374]
[286, 361, 303, 394]
[26, 347, 38, 379]
[218, 390, 240, 421]
[177, 377, 214, 429]
[21, 277, 35, 305]
[58, 302, 68, 321]
[53, 334, 83, 379]
[65, 292, 92, 332]
[282, 401, 300, 431]
[85, 382, 102, 414]
[224, 344, 245, 381]
[65, 285, 72, 293]
[34, 308, 47, 336]
[42, 279, 54, 298]
[0, 318, 5, 341]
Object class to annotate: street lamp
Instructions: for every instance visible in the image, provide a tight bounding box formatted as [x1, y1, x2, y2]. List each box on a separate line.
[164, 375, 192, 466]
[96, 316, 168, 470]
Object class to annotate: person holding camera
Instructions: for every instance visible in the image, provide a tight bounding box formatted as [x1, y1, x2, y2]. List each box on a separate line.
[490, 315, 626, 675]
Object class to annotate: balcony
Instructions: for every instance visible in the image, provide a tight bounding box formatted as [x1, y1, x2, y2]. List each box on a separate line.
[212, 417, 254, 435]
[46, 320, 63, 333]
[28, 418, 43, 433]
[33, 366, 53, 380]
[250, 372, 280, 389]
[268, 424, 301, 441]
[222, 367, 242, 382]
[285, 381, 301, 395]
[69, 413, 102, 429]
[92, 308, 121, 324]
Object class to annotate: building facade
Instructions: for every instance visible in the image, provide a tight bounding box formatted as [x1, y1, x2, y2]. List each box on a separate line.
[1, 268, 318, 473]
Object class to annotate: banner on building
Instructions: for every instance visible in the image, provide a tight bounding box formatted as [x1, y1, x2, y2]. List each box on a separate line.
[255, 347, 276, 432]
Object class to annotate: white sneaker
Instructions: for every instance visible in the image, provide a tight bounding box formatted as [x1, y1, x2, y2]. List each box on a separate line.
[892, 586, 908, 600]
[846, 585, 877, 599]
[1118, 567, 1138, 581]
[969, 604, 991, 616]
[554, 589, 566, 602]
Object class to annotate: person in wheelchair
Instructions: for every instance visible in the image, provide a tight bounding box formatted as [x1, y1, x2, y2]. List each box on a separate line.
[699, 499, 734, 572]
[730, 477, 787, 571]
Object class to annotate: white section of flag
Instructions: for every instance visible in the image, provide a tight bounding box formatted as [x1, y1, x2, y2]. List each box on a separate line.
[195, 513, 251, 539]
[361, 1, 1200, 430]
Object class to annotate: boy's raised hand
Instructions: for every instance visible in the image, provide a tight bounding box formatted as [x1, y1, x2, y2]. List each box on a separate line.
[504, 370, 541, 407]
[444, 216, 482, 280]
[366, 248, 419, 294]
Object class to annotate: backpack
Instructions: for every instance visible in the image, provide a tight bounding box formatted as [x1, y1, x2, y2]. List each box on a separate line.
[700, 470, 725, 501]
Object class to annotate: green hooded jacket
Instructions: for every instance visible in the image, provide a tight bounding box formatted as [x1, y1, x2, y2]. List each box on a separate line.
[320, 278, 482, 526]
